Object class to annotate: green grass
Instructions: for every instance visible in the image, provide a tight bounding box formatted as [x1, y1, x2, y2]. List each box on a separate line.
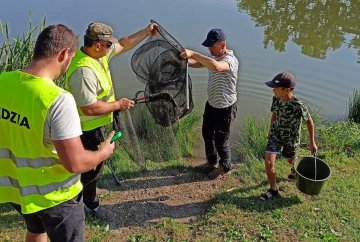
[123, 118, 360, 242]
[237, 116, 269, 160]
[174, 107, 202, 157]
[347, 88, 360, 124]
[2, 105, 360, 242]
[114, 106, 201, 164]
[102, 108, 202, 181]
[1, 113, 360, 241]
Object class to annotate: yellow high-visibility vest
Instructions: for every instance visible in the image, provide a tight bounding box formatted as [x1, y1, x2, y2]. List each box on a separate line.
[0, 70, 82, 214]
[66, 49, 115, 131]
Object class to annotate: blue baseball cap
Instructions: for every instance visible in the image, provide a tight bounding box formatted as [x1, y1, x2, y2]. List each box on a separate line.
[202, 29, 226, 47]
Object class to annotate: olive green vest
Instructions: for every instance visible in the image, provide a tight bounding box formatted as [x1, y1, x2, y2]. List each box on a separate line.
[0, 70, 82, 214]
[65, 49, 115, 131]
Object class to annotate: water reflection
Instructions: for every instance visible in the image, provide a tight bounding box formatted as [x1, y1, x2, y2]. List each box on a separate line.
[237, 0, 360, 63]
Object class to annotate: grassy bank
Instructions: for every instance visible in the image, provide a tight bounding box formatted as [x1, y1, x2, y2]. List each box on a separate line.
[2, 116, 353, 241]
[122, 118, 360, 242]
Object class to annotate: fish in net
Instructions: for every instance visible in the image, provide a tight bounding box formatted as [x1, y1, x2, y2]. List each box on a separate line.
[112, 19, 193, 169]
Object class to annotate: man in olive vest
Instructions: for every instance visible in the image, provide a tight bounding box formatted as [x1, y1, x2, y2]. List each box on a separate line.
[65, 22, 157, 222]
[0, 24, 116, 242]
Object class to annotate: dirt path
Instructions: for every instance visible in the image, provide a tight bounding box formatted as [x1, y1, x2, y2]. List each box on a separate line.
[97, 142, 242, 240]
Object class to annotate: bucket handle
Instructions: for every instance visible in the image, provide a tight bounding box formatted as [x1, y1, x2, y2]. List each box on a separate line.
[313, 153, 317, 181]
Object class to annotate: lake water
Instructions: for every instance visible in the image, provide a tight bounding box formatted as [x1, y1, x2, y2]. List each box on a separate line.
[1, 0, 359, 134]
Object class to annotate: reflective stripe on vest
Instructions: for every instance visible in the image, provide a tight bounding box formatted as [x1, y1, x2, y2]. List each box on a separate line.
[0, 174, 80, 197]
[0, 148, 58, 168]
[0, 70, 82, 214]
[65, 49, 115, 131]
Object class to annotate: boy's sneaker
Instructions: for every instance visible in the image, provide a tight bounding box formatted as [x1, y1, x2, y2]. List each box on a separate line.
[288, 167, 296, 180]
[260, 188, 279, 201]
[85, 205, 115, 222]
[208, 166, 229, 180]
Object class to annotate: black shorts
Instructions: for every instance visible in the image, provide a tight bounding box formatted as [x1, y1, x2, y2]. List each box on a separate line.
[266, 133, 298, 159]
[11, 193, 84, 242]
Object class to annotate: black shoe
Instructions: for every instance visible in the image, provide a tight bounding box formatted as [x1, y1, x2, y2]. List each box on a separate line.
[85, 206, 115, 222]
[208, 166, 229, 180]
[260, 188, 279, 201]
[196, 163, 216, 174]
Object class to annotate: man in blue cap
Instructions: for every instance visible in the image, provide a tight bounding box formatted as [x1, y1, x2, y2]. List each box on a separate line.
[180, 28, 239, 179]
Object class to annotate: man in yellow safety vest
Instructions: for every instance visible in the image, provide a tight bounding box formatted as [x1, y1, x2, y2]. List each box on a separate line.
[0, 24, 116, 242]
[65, 22, 157, 221]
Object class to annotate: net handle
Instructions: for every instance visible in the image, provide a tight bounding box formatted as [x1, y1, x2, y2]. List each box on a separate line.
[132, 90, 147, 104]
[185, 59, 189, 109]
[132, 91, 178, 107]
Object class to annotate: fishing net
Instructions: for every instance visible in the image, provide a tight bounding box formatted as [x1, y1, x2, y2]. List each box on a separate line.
[130, 19, 193, 127]
[112, 20, 194, 170]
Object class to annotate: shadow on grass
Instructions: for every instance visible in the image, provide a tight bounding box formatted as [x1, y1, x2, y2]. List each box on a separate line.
[102, 197, 209, 230]
[95, 165, 224, 229]
[212, 180, 302, 212]
[98, 165, 212, 191]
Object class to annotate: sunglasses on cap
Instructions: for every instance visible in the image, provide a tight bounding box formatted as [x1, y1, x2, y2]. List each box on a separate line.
[97, 41, 112, 48]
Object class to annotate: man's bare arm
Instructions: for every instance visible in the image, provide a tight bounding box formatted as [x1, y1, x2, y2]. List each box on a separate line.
[306, 118, 318, 154]
[114, 23, 158, 55]
[180, 49, 229, 72]
[80, 98, 134, 116]
[53, 132, 115, 173]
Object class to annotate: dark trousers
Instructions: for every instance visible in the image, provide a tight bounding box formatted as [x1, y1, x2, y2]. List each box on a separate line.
[80, 127, 106, 210]
[202, 102, 237, 172]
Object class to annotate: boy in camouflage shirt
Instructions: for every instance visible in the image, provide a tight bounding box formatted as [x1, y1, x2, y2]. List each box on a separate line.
[260, 72, 317, 200]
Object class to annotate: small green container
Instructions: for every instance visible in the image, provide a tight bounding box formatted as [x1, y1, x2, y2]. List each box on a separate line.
[294, 156, 331, 195]
[110, 131, 122, 143]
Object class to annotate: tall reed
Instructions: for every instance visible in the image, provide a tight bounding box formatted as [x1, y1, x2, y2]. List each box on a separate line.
[0, 18, 45, 72]
[174, 108, 202, 157]
[238, 116, 269, 161]
[347, 88, 360, 124]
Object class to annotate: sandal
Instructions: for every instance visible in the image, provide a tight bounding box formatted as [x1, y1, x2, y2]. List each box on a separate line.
[260, 188, 279, 201]
[288, 167, 296, 180]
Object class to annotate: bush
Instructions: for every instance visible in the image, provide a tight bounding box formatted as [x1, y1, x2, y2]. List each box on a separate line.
[316, 120, 360, 157]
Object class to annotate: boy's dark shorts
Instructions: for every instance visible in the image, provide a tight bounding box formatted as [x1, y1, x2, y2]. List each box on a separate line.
[266, 134, 298, 159]
[11, 193, 84, 242]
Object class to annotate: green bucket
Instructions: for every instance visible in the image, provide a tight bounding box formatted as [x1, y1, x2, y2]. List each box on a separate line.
[294, 156, 331, 195]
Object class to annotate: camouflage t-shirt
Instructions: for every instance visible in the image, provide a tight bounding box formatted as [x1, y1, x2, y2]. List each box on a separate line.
[270, 95, 310, 146]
